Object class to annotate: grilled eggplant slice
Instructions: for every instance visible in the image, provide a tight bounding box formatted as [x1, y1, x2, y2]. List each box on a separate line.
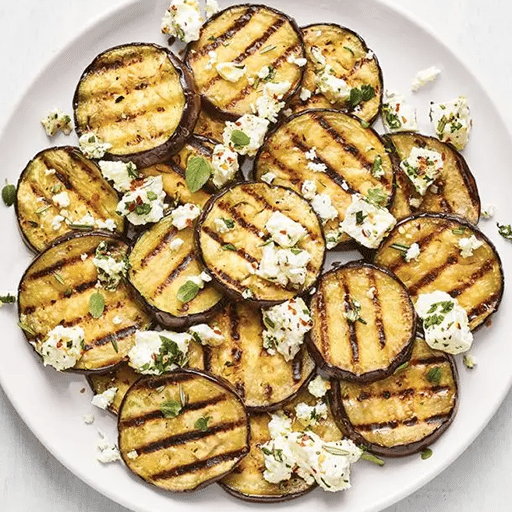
[374, 213, 504, 330]
[253, 109, 394, 249]
[16, 146, 124, 253]
[194, 109, 226, 142]
[18, 232, 152, 372]
[198, 302, 315, 411]
[289, 24, 383, 124]
[185, 4, 305, 120]
[330, 336, 458, 457]
[118, 369, 250, 492]
[87, 342, 206, 414]
[128, 215, 225, 329]
[220, 386, 342, 502]
[73, 43, 200, 167]
[196, 182, 326, 305]
[385, 133, 480, 223]
[308, 262, 416, 383]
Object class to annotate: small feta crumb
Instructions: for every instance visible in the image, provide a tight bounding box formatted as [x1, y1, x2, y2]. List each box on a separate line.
[367, 286, 376, 299]
[96, 444, 121, 464]
[287, 54, 307, 67]
[214, 218, 234, 233]
[481, 204, 495, 219]
[205, 50, 217, 70]
[79, 132, 112, 159]
[316, 65, 351, 104]
[405, 242, 420, 262]
[216, 62, 246, 82]
[126, 450, 139, 460]
[301, 180, 317, 200]
[161, 0, 204, 43]
[308, 375, 331, 398]
[382, 91, 418, 133]
[415, 291, 472, 354]
[223, 114, 269, 157]
[324, 226, 344, 249]
[458, 235, 483, 258]
[92, 241, 128, 291]
[169, 237, 185, 251]
[307, 161, 327, 173]
[52, 191, 70, 209]
[265, 211, 307, 248]
[98, 160, 138, 193]
[83, 414, 95, 425]
[170, 203, 201, 230]
[310, 46, 326, 67]
[262, 298, 312, 361]
[45, 168, 56, 176]
[300, 88, 313, 102]
[41, 108, 73, 136]
[211, 144, 239, 188]
[112, 315, 123, 325]
[409, 197, 422, 208]
[36, 325, 85, 371]
[411, 66, 441, 92]
[260, 172, 276, 185]
[255, 82, 291, 122]
[189, 323, 224, 346]
[311, 194, 338, 224]
[430, 96, 472, 150]
[51, 215, 65, 231]
[91, 387, 118, 410]
[400, 147, 444, 196]
[295, 401, 328, 426]
[463, 353, 477, 369]
[80, 253, 88, 262]
[242, 288, 254, 299]
[204, 0, 219, 18]
[199, 271, 212, 283]
[95, 218, 116, 231]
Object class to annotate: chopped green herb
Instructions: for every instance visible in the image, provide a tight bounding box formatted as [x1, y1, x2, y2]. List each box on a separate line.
[53, 273, 65, 286]
[2, 182, 16, 207]
[134, 203, 152, 216]
[230, 130, 251, 149]
[177, 280, 200, 303]
[372, 155, 384, 178]
[222, 243, 236, 251]
[290, 248, 302, 255]
[390, 242, 410, 255]
[452, 227, 466, 235]
[426, 367, 442, 385]
[360, 120, 370, 128]
[355, 210, 368, 225]
[194, 416, 211, 432]
[161, 400, 182, 419]
[221, 218, 235, 229]
[323, 445, 351, 456]
[179, 384, 189, 407]
[18, 321, 36, 336]
[260, 44, 276, 54]
[0, 294, 16, 304]
[111, 338, 119, 353]
[366, 187, 387, 206]
[421, 448, 433, 460]
[34, 205, 50, 215]
[394, 361, 409, 373]
[264, 66, 276, 82]
[158, 335, 188, 369]
[436, 116, 448, 135]
[263, 316, 275, 329]
[361, 452, 385, 466]
[497, 223, 512, 241]
[347, 85, 375, 109]
[382, 103, 402, 130]
[146, 191, 158, 201]
[68, 223, 94, 230]
[89, 291, 105, 319]
[343, 46, 355, 56]
[186, 156, 213, 193]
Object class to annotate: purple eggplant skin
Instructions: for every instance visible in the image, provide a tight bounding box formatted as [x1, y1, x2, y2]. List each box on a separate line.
[306, 260, 417, 384]
[328, 349, 459, 458]
[73, 43, 200, 168]
[184, 4, 306, 122]
[194, 181, 327, 308]
[17, 230, 154, 376]
[218, 480, 315, 504]
[117, 368, 251, 493]
[298, 22, 385, 126]
[251, 108, 398, 251]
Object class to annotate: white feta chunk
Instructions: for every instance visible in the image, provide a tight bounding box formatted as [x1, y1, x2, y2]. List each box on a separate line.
[51, 215, 65, 231]
[98, 160, 138, 193]
[310, 46, 326, 67]
[92, 241, 128, 291]
[300, 87, 313, 102]
[52, 191, 70, 209]
[223, 114, 269, 157]
[287, 54, 307, 67]
[216, 62, 246, 82]
[260, 172, 276, 185]
[41, 108, 72, 136]
[481, 204, 495, 219]
[458, 235, 483, 258]
[307, 161, 327, 173]
[316, 66, 351, 104]
[91, 387, 118, 410]
[205, 50, 217, 70]
[382, 91, 418, 133]
[265, 211, 307, 248]
[311, 194, 338, 224]
[255, 82, 291, 122]
[96, 444, 121, 464]
[411, 66, 441, 92]
[189, 323, 224, 347]
[400, 147, 443, 196]
[308, 375, 331, 398]
[95, 218, 117, 231]
[214, 217, 234, 233]
[83, 414, 95, 425]
[169, 237, 185, 251]
[405, 242, 420, 262]
[78, 132, 112, 159]
[430, 96, 472, 150]
[170, 203, 201, 230]
[204, 0, 219, 18]
[295, 401, 328, 426]
[161, 0, 204, 43]
[211, 144, 239, 188]
[36, 325, 84, 371]
[112, 316, 123, 325]
[463, 353, 477, 369]
[301, 180, 317, 200]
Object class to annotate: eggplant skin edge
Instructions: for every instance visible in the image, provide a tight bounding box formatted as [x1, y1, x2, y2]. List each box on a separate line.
[306, 260, 417, 384]
[116, 368, 251, 493]
[73, 42, 201, 168]
[328, 351, 459, 458]
[218, 480, 316, 503]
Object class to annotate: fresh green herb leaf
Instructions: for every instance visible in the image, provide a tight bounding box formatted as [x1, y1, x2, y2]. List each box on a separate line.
[323, 445, 351, 456]
[372, 155, 384, 178]
[382, 104, 402, 130]
[390, 242, 410, 255]
[18, 321, 36, 336]
[263, 316, 275, 329]
[452, 227, 466, 235]
[126, 162, 138, 179]
[111, 338, 119, 353]
[221, 218, 235, 229]
[230, 130, 251, 149]
[161, 400, 182, 419]
[177, 280, 200, 303]
[89, 291, 105, 318]
[360, 120, 370, 128]
[146, 191, 158, 201]
[194, 416, 211, 432]
[134, 203, 152, 216]
[260, 44, 276, 54]
[34, 205, 50, 215]
[158, 336, 188, 369]
[179, 385, 189, 407]
[222, 243, 236, 251]
[2, 183, 16, 207]
[343, 46, 355, 56]
[68, 223, 94, 230]
[361, 452, 385, 466]
[0, 294, 16, 304]
[421, 448, 433, 460]
[186, 156, 213, 193]
[394, 361, 409, 373]
[497, 223, 512, 241]
[290, 248, 302, 255]
[355, 211, 368, 225]
[426, 367, 442, 385]
[347, 85, 375, 109]
[53, 273, 65, 286]
[366, 187, 387, 206]
[436, 115, 448, 135]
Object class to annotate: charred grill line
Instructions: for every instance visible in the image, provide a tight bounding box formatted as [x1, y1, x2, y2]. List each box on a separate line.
[229, 304, 241, 341]
[217, 200, 266, 239]
[120, 395, 227, 429]
[150, 448, 248, 481]
[448, 259, 495, 297]
[369, 272, 386, 349]
[354, 385, 452, 402]
[28, 250, 96, 280]
[407, 253, 459, 296]
[83, 324, 138, 351]
[410, 356, 448, 366]
[315, 285, 330, 359]
[467, 292, 500, 321]
[89, 53, 144, 73]
[202, 226, 258, 264]
[291, 350, 303, 383]
[235, 382, 245, 399]
[67, 150, 103, 181]
[139, 374, 198, 390]
[139, 227, 180, 267]
[153, 252, 196, 296]
[215, 269, 246, 292]
[340, 277, 359, 364]
[202, 345, 212, 372]
[424, 412, 452, 424]
[354, 410, 450, 432]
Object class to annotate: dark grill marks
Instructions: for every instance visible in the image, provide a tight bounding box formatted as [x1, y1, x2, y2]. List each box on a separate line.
[229, 304, 241, 341]
[467, 292, 500, 322]
[139, 227, 180, 268]
[153, 252, 195, 296]
[407, 253, 459, 296]
[138, 374, 197, 390]
[228, 304, 244, 393]
[202, 226, 258, 265]
[201, 17, 286, 93]
[410, 355, 448, 366]
[315, 284, 330, 359]
[90, 53, 144, 73]
[353, 385, 452, 403]
[291, 350, 303, 383]
[83, 324, 138, 351]
[217, 200, 266, 239]
[150, 448, 248, 482]
[340, 276, 359, 364]
[215, 269, 246, 292]
[120, 395, 228, 429]
[354, 410, 450, 432]
[448, 259, 495, 297]
[28, 250, 95, 281]
[369, 272, 386, 349]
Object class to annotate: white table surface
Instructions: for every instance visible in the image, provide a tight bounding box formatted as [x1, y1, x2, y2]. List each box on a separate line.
[1, 1, 511, 511]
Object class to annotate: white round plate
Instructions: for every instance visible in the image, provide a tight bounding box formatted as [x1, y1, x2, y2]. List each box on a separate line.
[0, 1, 510, 511]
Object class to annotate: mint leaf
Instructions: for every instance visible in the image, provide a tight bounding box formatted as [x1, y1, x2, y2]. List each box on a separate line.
[186, 156, 213, 193]
[177, 280, 200, 303]
[89, 291, 105, 318]
[161, 400, 182, 418]
[2, 183, 16, 207]
[230, 130, 250, 149]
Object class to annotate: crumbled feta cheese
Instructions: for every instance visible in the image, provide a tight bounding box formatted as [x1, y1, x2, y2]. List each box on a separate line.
[481, 204, 495, 219]
[80, 253, 88, 262]
[382, 91, 418, 133]
[409, 197, 422, 208]
[458, 235, 483, 258]
[204, 0, 219, 18]
[91, 387, 117, 410]
[316, 66, 351, 104]
[95, 218, 117, 231]
[405, 242, 420, 262]
[126, 450, 139, 460]
[257, 66, 272, 80]
[112, 315, 123, 325]
[170, 203, 201, 230]
[96, 444, 121, 464]
[301, 180, 317, 200]
[365, 50, 375, 60]
[341, 194, 396, 249]
[51, 215, 65, 231]
[45, 168, 56, 176]
[257, 243, 311, 289]
[79, 132, 112, 159]
[214, 218, 234, 233]
[242, 288, 254, 299]
[169, 237, 185, 251]
[36, 325, 84, 371]
[116, 176, 166, 226]
[411, 66, 441, 92]
[311, 194, 338, 224]
[189, 323, 224, 346]
[223, 114, 269, 157]
[98, 160, 138, 193]
[324, 226, 344, 249]
[310, 46, 326, 67]
[161, 0, 204, 43]
[295, 401, 328, 426]
[216, 62, 246, 82]
[92, 241, 128, 291]
[83, 414, 95, 425]
[205, 50, 217, 70]
[463, 353, 477, 369]
[367, 286, 376, 299]
[211, 144, 239, 188]
[255, 82, 291, 122]
[300, 88, 313, 102]
[287, 54, 307, 67]
[52, 191, 70, 209]
[430, 96, 472, 150]
[262, 298, 312, 361]
[415, 291, 473, 354]
[73, 212, 95, 227]
[400, 147, 443, 195]
[41, 108, 73, 136]
[265, 211, 307, 248]
[128, 330, 191, 375]
[308, 375, 331, 398]
[307, 161, 327, 173]
[260, 172, 276, 185]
